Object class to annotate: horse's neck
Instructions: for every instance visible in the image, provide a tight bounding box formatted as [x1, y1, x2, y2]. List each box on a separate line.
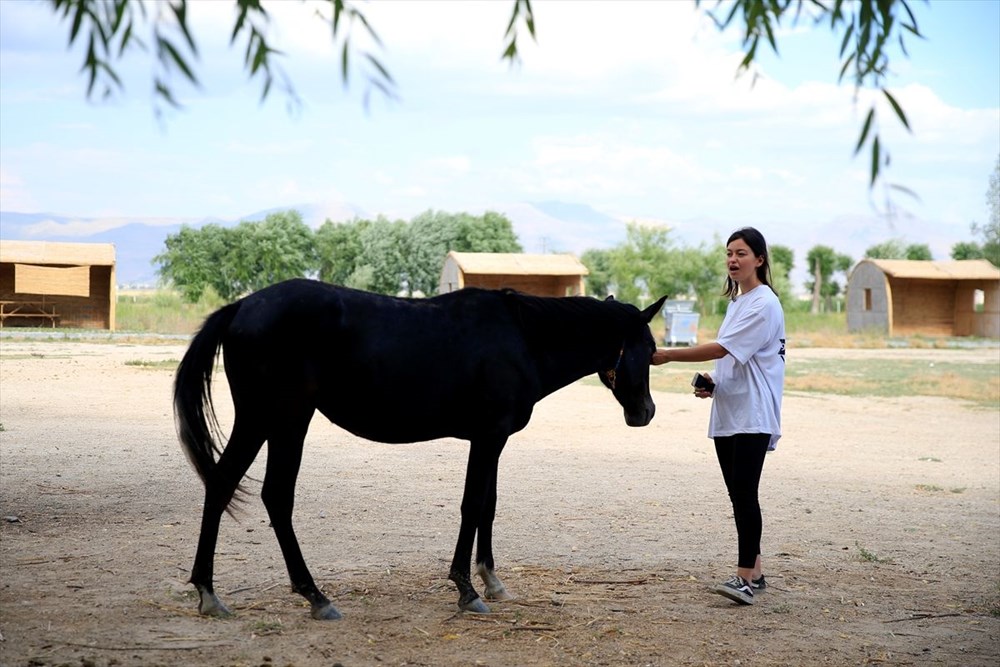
[512, 295, 622, 397]
[533, 331, 617, 399]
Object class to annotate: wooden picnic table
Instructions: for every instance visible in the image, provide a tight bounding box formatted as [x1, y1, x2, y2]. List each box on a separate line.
[0, 300, 59, 328]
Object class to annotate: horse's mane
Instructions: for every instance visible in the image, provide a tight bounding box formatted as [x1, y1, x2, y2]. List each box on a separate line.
[502, 289, 636, 341]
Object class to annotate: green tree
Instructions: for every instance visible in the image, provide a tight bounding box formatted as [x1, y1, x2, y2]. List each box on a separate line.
[951, 241, 984, 261]
[864, 238, 932, 260]
[345, 264, 376, 292]
[768, 263, 793, 308]
[52, 0, 918, 189]
[765, 243, 794, 308]
[865, 238, 908, 259]
[313, 209, 522, 296]
[769, 244, 794, 282]
[225, 211, 317, 297]
[904, 243, 932, 260]
[581, 248, 614, 298]
[154, 223, 231, 301]
[406, 210, 522, 296]
[155, 210, 316, 302]
[315, 218, 369, 285]
[586, 235, 788, 313]
[805, 245, 853, 313]
[456, 211, 522, 254]
[606, 223, 686, 305]
[355, 216, 410, 295]
[407, 211, 464, 297]
[674, 242, 729, 315]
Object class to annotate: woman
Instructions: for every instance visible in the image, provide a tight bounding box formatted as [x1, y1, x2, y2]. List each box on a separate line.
[651, 227, 785, 606]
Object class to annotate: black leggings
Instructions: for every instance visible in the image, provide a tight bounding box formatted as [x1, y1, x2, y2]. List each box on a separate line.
[714, 434, 770, 570]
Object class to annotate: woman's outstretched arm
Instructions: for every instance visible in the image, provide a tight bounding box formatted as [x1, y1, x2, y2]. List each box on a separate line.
[651, 342, 728, 365]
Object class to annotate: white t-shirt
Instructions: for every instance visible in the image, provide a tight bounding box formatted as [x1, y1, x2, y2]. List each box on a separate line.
[708, 284, 786, 450]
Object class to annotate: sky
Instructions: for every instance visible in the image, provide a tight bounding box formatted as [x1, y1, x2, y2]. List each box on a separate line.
[1, 0, 998, 291]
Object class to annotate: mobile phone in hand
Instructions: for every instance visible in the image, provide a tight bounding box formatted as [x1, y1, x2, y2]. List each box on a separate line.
[691, 372, 715, 393]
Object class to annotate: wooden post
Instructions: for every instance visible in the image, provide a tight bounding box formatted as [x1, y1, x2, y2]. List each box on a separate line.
[811, 257, 822, 314]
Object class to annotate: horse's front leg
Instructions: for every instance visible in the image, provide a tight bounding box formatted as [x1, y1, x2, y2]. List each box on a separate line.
[448, 440, 502, 613]
[474, 455, 514, 602]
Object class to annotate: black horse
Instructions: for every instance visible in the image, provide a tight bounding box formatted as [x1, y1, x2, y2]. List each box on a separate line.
[175, 278, 666, 620]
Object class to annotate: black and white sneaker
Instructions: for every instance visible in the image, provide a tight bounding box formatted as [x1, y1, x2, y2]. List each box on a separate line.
[751, 575, 766, 591]
[711, 575, 754, 605]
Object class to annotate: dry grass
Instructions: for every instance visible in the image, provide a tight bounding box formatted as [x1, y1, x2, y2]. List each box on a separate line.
[786, 372, 996, 404]
[649, 335, 1000, 406]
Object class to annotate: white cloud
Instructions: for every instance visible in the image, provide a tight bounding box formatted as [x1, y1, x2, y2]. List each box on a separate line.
[423, 155, 472, 173]
[225, 139, 314, 156]
[22, 216, 188, 237]
[394, 185, 426, 198]
[0, 167, 36, 211]
[358, 2, 521, 67]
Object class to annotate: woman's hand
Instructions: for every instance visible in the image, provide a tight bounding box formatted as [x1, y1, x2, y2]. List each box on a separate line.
[651, 349, 671, 366]
[694, 373, 714, 399]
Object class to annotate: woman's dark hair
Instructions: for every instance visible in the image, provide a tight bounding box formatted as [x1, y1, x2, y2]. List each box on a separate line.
[722, 226, 776, 300]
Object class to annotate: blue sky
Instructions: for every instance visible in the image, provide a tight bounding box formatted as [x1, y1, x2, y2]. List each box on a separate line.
[1, 0, 998, 288]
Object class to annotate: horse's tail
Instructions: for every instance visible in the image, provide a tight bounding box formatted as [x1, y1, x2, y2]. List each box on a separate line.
[174, 300, 242, 498]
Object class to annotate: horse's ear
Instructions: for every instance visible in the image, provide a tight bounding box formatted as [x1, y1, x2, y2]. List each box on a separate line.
[604, 295, 615, 302]
[641, 295, 669, 323]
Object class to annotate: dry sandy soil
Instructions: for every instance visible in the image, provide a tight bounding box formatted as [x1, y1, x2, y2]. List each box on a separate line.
[0, 338, 997, 667]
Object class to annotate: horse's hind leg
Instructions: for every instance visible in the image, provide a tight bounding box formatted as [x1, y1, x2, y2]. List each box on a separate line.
[262, 410, 341, 620]
[190, 419, 265, 617]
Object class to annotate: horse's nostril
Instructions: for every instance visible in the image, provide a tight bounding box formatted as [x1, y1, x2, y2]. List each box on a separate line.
[625, 407, 654, 427]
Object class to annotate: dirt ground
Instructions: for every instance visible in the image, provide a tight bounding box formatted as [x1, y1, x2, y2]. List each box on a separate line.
[0, 338, 998, 667]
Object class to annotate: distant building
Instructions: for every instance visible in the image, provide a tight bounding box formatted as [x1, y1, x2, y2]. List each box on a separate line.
[846, 259, 999, 338]
[439, 252, 588, 297]
[0, 240, 117, 330]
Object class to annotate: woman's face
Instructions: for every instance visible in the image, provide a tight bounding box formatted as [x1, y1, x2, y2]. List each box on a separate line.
[726, 238, 763, 287]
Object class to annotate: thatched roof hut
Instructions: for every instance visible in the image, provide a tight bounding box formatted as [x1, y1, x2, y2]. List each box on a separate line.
[0, 240, 117, 330]
[846, 259, 999, 338]
[439, 252, 588, 297]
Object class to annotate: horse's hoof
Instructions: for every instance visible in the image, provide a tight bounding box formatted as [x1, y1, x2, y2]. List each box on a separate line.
[311, 602, 343, 620]
[475, 564, 514, 601]
[459, 597, 491, 614]
[200, 604, 233, 618]
[197, 592, 232, 618]
[484, 586, 514, 602]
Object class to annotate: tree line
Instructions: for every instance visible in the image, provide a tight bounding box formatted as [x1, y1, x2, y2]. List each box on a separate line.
[154, 209, 521, 302]
[150, 211, 976, 313]
[154, 210, 805, 314]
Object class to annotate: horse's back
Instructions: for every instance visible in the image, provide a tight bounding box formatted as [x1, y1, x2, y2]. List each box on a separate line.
[220, 280, 537, 442]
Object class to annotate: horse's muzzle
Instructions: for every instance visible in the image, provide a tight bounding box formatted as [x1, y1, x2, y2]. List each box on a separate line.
[624, 402, 655, 427]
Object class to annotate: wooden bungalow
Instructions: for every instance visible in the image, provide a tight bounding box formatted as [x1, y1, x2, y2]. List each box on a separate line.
[0, 240, 117, 330]
[846, 259, 999, 338]
[439, 252, 589, 297]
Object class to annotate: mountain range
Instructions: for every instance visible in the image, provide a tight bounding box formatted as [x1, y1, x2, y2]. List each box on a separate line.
[0, 201, 967, 296]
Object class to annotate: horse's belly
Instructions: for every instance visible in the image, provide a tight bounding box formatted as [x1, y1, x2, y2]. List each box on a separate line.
[317, 401, 470, 444]
[316, 389, 531, 444]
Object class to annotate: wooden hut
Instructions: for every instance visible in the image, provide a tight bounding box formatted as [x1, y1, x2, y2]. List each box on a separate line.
[846, 259, 999, 338]
[439, 252, 588, 297]
[0, 240, 117, 330]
